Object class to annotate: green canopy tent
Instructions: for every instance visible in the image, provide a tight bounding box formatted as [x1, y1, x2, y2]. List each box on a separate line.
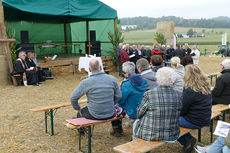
[2, 0, 118, 56]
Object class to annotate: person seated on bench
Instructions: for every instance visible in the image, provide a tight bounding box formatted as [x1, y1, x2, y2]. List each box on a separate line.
[178, 64, 212, 153]
[133, 67, 182, 141]
[111, 61, 147, 136]
[25, 51, 46, 82]
[151, 55, 164, 72]
[70, 59, 121, 120]
[136, 58, 158, 90]
[171, 57, 184, 93]
[15, 51, 39, 86]
[195, 130, 230, 153]
[181, 55, 193, 67]
[212, 59, 230, 105]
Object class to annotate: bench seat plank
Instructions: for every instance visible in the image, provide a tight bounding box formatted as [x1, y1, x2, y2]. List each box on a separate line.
[113, 127, 191, 153]
[212, 104, 230, 113]
[211, 111, 221, 119]
[30, 99, 87, 112]
[65, 116, 123, 128]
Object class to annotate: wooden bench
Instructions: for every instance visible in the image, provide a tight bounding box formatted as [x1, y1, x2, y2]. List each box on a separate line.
[207, 72, 220, 85]
[30, 99, 87, 135]
[212, 104, 230, 121]
[113, 111, 222, 153]
[113, 127, 191, 153]
[64, 116, 124, 153]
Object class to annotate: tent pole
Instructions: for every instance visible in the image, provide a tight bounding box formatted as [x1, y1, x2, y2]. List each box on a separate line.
[86, 20, 89, 42]
[64, 23, 68, 54]
[114, 19, 117, 40]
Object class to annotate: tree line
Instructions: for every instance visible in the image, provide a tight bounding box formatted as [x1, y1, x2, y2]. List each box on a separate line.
[120, 16, 230, 31]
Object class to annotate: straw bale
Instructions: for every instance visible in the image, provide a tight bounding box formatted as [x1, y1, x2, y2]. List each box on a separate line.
[156, 21, 175, 39]
[0, 55, 10, 85]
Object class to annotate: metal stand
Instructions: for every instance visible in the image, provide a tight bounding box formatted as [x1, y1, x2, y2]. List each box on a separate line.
[210, 119, 214, 143]
[45, 109, 54, 136]
[198, 129, 201, 142]
[78, 126, 92, 153]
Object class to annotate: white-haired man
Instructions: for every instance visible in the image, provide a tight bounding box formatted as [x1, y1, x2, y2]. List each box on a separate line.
[133, 67, 182, 141]
[136, 58, 158, 90]
[184, 43, 192, 55]
[212, 59, 230, 105]
[71, 59, 121, 120]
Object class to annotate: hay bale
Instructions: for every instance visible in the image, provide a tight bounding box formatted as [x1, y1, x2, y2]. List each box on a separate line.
[0, 55, 10, 86]
[156, 21, 175, 39]
[156, 21, 175, 46]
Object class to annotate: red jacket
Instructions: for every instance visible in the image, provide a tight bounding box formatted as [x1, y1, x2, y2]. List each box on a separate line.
[120, 49, 130, 64]
[151, 50, 162, 56]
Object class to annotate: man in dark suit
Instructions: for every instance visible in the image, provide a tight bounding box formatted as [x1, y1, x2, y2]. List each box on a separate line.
[25, 52, 45, 82]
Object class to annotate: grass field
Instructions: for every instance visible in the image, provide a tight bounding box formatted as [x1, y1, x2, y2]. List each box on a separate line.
[123, 27, 230, 53]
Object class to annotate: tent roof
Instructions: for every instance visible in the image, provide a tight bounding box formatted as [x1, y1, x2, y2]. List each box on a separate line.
[2, 0, 117, 23]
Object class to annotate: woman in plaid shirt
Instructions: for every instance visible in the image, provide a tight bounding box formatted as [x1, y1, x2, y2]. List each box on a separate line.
[133, 67, 182, 141]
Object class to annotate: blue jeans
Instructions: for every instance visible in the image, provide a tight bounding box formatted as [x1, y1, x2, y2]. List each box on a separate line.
[178, 117, 202, 146]
[207, 137, 230, 153]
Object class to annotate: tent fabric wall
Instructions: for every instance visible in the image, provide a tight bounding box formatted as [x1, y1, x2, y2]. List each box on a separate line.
[6, 20, 116, 56]
[70, 20, 114, 56]
[6, 21, 72, 55]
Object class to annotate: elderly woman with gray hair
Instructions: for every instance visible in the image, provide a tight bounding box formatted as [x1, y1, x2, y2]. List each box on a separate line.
[111, 61, 147, 137]
[133, 67, 182, 141]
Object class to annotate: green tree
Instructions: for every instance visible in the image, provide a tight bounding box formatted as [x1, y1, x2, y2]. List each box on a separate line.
[187, 29, 194, 37]
[108, 27, 124, 65]
[202, 29, 205, 33]
[154, 32, 166, 45]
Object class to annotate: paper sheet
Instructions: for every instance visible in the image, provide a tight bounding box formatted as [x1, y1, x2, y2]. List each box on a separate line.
[213, 120, 230, 137]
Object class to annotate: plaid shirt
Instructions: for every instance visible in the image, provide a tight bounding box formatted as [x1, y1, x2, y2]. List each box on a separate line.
[134, 86, 182, 141]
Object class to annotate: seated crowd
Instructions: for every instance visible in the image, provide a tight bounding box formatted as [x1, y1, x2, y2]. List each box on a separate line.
[14, 51, 51, 86]
[70, 45, 230, 153]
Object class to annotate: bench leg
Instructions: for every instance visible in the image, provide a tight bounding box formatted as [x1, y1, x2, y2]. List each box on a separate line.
[210, 120, 213, 143]
[210, 77, 213, 86]
[77, 126, 92, 153]
[198, 129, 201, 142]
[88, 126, 92, 153]
[44, 109, 54, 136]
[223, 111, 226, 121]
[78, 130, 82, 151]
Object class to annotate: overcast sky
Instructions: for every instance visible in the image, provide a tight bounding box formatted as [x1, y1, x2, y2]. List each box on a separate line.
[100, 0, 230, 19]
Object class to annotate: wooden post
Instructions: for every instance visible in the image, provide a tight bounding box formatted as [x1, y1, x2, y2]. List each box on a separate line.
[114, 19, 117, 40]
[86, 20, 89, 41]
[0, 1, 17, 86]
[64, 23, 68, 54]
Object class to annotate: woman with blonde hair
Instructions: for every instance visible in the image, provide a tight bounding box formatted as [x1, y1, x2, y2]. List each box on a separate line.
[171, 57, 184, 93]
[177, 64, 212, 153]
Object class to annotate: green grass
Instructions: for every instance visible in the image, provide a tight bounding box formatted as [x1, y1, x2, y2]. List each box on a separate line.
[123, 27, 230, 52]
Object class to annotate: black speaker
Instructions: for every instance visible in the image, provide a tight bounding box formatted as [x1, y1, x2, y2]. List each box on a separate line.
[21, 31, 29, 44]
[85, 41, 101, 56]
[90, 30, 96, 42]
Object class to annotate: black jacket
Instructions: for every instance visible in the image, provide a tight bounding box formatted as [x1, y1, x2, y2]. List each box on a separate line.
[212, 69, 230, 105]
[180, 88, 212, 127]
[15, 59, 28, 74]
[25, 57, 36, 68]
